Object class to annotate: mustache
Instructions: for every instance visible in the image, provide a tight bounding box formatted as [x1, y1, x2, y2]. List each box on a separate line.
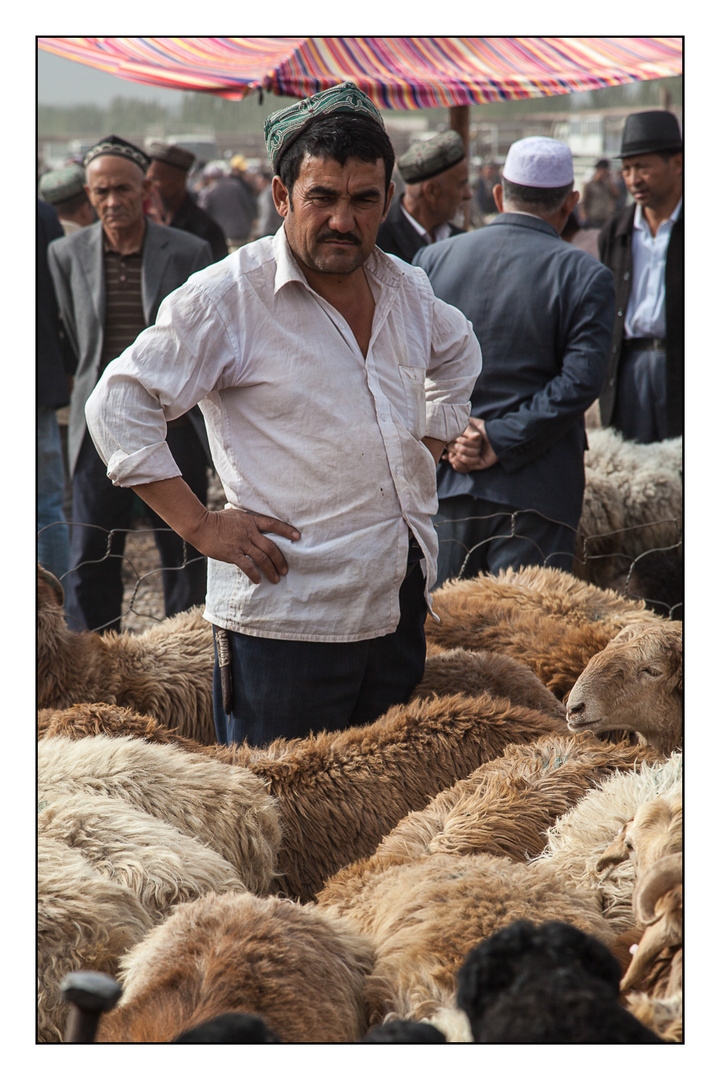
[318, 230, 361, 244]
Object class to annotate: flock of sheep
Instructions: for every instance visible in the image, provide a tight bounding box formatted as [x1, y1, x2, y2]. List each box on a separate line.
[36, 428, 683, 1045]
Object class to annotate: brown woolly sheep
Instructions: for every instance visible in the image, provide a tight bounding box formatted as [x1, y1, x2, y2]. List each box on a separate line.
[318, 850, 621, 1026]
[412, 647, 566, 722]
[365, 733, 661, 868]
[38, 735, 282, 895]
[38, 694, 569, 902]
[530, 753, 682, 932]
[38, 834, 154, 1043]
[37, 564, 216, 744]
[426, 565, 665, 700]
[96, 892, 375, 1043]
[566, 621, 682, 755]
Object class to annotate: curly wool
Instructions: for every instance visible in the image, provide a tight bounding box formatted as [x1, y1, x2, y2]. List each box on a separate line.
[97, 892, 375, 1043]
[38, 694, 568, 903]
[38, 835, 154, 1043]
[529, 753, 682, 930]
[37, 566, 216, 744]
[38, 735, 282, 896]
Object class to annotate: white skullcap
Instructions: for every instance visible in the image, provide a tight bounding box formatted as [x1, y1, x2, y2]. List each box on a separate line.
[502, 136, 574, 188]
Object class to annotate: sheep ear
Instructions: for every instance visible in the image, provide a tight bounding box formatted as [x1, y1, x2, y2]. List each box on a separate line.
[38, 564, 65, 608]
[596, 824, 630, 872]
[668, 634, 683, 692]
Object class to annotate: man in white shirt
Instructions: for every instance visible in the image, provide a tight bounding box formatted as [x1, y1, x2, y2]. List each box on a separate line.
[376, 130, 471, 263]
[85, 82, 482, 747]
[598, 111, 683, 442]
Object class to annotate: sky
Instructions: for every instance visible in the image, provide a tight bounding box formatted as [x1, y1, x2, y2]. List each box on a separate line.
[38, 46, 189, 108]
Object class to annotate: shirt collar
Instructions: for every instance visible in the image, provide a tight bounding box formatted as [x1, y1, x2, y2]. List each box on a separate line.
[272, 223, 404, 296]
[633, 195, 683, 233]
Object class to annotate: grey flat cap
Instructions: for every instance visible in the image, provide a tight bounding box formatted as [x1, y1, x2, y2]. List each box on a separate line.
[397, 130, 465, 184]
[146, 140, 196, 171]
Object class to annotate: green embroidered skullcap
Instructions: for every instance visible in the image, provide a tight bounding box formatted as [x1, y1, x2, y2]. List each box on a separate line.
[397, 130, 466, 184]
[39, 164, 86, 205]
[264, 81, 385, 173]
[83, 134, 151, 173]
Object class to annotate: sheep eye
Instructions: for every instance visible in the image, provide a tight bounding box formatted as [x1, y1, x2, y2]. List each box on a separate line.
[640, 667, 661, 677]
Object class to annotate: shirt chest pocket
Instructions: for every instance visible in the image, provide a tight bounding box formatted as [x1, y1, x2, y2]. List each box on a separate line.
[398, 364, 427, 439]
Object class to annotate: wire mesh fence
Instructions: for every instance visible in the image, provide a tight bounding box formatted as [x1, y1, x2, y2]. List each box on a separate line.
[38, 497, 683, 635]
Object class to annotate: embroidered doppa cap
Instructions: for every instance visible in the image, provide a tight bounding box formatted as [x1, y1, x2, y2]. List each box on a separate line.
[503, 136, 574, 188]
[39, 164, 86, 205]
[397, 130, 466, 184]
[619, 111, 683, 158]
[83, 134, 151, 173]
[264, 81, 386, 173]
[146, 140, 196, 171]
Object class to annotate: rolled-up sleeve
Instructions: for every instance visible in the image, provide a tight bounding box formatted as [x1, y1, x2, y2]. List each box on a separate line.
[85, 278, 238, 486]
[424, 293, 482, 443]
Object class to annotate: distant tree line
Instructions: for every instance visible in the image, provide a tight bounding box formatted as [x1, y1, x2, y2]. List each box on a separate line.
[38, 78, 681, 139]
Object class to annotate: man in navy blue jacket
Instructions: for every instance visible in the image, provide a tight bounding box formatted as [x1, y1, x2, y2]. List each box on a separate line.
[415, 137, 615, 586]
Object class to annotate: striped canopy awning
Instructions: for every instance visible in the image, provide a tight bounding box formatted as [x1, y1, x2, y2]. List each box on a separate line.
[38, 37, 683, 109]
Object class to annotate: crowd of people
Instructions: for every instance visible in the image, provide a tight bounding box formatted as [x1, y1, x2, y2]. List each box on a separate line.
[37, 83, 683, 749]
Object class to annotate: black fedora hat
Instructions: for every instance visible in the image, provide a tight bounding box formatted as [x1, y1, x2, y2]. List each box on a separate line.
[619, 111, 683, 158]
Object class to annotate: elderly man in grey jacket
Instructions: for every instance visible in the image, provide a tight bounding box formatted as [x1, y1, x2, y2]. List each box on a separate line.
[48, 135, 213, 632]
[415, 136, 615, 586]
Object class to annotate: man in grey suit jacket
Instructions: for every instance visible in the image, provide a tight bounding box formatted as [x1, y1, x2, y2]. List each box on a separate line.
[48, 135, 213, 632]
[415, 136, 614, 586]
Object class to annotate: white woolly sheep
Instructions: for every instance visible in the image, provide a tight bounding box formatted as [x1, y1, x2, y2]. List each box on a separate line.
[39, 789, 247, 920]
[427, 565, 665, 700]
[96, 892, 375, 1043]
[38, 834, 154, 1043]
[596, 793, 683, 879]
[38, 735, 282, 895]
[574, 427, 682, 587]
[566, 621, 682, 755]
[37, 564, 216, 745]
[38, 694, 569, 902]
[529, 753, 682, 932]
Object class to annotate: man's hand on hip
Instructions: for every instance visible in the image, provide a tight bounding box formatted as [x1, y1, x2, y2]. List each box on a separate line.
[131, 476, 300, 584]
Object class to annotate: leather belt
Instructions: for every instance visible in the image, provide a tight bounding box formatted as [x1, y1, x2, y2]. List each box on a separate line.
[623, 337, 666, 352]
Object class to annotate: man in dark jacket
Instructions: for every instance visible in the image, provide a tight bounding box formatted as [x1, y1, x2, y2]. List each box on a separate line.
[598, 111, 683, 442]
[377, 130, 470, 263]
[37, 199, 73, 580]
[415, 136, 614, 586]
[146, 141, 228, 263]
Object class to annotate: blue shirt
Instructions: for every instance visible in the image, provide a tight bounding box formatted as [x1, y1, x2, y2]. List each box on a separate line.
[625, 197, 683, 339]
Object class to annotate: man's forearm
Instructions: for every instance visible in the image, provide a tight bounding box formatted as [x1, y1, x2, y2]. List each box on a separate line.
[132, 476, 209, 547]
[421, 435, 446, 465]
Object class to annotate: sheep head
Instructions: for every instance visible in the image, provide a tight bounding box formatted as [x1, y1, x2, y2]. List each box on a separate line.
[620, 853, 683, 996]
[565, 622, 682, 754]
[596, 795, 683, 877]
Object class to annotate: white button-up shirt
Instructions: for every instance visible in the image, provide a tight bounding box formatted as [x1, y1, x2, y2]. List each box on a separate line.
[625, 196, 682, 339]
[85, 228, 482, 642]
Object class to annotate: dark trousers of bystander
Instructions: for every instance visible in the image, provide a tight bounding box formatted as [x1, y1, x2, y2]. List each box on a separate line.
[212, 550, 428, 747]
[65, 426, 209, 633]
[433, 494, 577, 588]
